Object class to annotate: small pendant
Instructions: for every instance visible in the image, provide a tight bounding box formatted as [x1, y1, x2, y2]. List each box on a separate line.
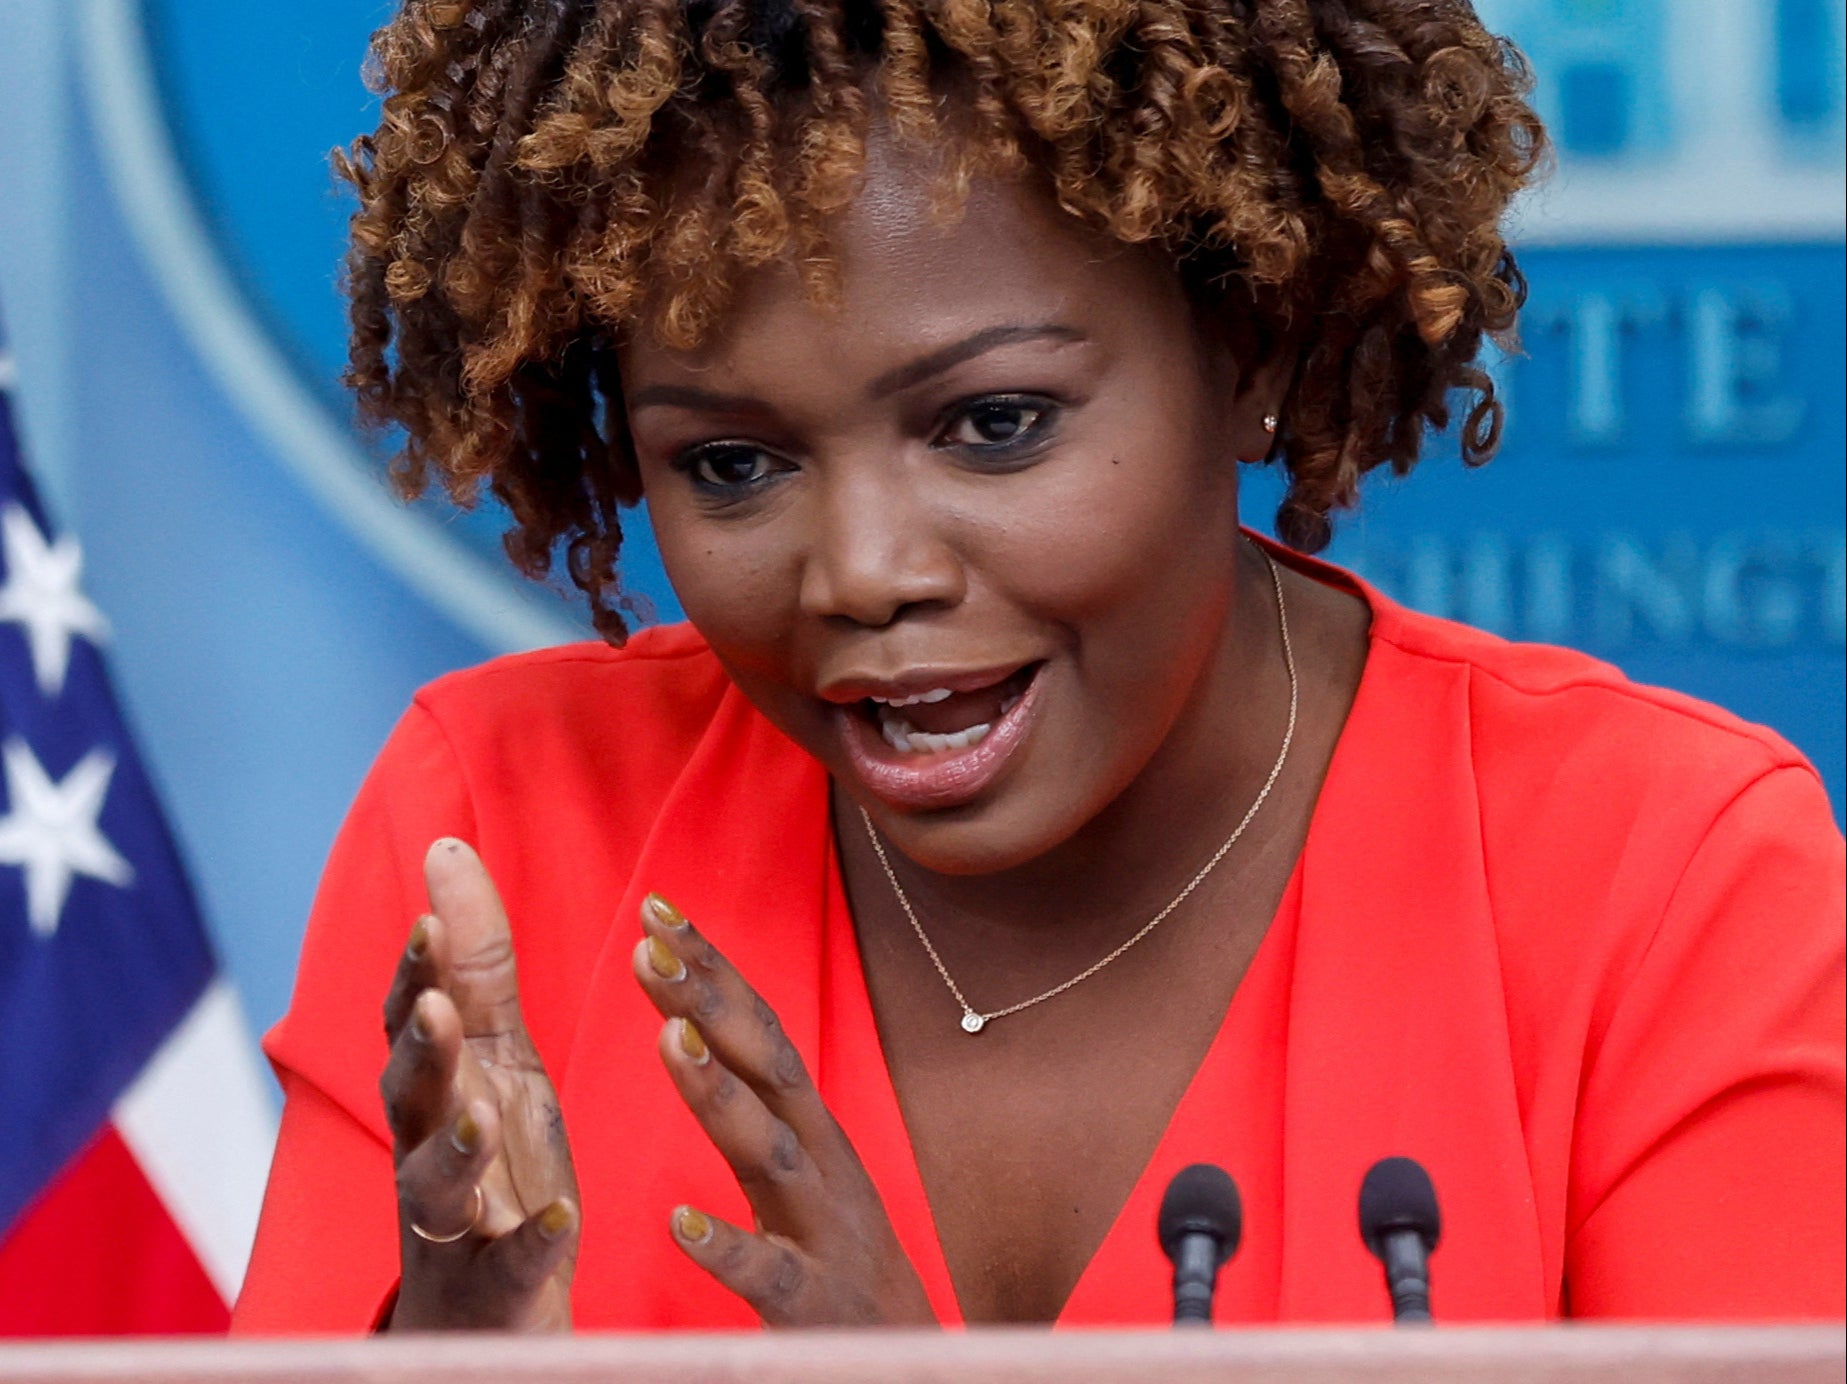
[960, 1011, 986, 1034]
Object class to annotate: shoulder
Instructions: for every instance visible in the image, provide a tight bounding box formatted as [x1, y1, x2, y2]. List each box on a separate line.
[405, 621, 731, 775]
[1341, 580, 1839, 975]
[1360, 589, 1840, 1030]
[414, 620, 726, 722]
[359, 621, 751, 884]
[1270, 535, 1815, 805]
[1368, 593, 1816, 812]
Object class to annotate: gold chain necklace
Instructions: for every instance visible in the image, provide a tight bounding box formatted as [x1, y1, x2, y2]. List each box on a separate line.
[858, 549, 1299, 1035]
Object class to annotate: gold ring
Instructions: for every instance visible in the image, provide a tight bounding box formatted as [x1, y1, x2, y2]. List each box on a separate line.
[411, 1184, 483, 1244]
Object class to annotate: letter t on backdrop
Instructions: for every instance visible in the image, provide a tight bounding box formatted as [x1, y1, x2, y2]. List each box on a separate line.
[0, 303, 275, 1332]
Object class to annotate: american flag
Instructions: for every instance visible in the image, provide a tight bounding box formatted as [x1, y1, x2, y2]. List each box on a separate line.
[0, 304, 274, 1331]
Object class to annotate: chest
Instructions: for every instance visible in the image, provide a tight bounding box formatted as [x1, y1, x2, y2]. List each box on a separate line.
[856, 879, 1283, 1323]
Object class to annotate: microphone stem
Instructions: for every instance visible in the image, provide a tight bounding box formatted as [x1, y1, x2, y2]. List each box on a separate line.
[1381, 1233, 1432, 1324]
[1171, 1235, 1221, 1326]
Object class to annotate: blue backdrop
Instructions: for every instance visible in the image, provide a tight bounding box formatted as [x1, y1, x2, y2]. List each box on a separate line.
[0, 0, 1840, 1099]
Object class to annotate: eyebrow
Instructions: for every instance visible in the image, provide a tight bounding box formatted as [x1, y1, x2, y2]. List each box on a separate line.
[625, 383, 766, 414]
[865, 323, 1087, 400]
[625, 323, 1086, 415]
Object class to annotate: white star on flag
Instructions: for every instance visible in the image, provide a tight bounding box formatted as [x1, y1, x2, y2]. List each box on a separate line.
[0, 736, 134, 938]
[0, 502, 110, 697]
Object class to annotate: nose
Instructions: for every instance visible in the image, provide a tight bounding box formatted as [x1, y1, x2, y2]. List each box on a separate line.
[798, 465, 965, 627]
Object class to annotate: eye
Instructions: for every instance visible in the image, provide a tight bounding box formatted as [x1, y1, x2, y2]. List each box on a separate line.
[937, 396, 1057, 454]
[675, 442, 789, 495]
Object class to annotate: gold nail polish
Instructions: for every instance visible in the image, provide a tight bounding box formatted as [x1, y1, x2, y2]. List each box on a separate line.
[451, 1110, 478, 1156]
[406, 919, 429, 958]
[675, 1205, 713, 1244]
[646, 893, 689, 930]
[679, 1018, 710, 1066]
[647, 935, 686, 982]
[538, 1200, 574, 1240]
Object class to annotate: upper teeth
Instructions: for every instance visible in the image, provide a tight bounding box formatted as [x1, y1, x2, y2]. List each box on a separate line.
[870, 687, 955, 707]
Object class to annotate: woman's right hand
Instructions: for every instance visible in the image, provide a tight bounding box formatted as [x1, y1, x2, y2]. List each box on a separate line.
[379, 838, 581, 1330]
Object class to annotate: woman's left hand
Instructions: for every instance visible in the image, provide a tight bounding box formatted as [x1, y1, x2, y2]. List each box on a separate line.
[630, 893, 937, 1327]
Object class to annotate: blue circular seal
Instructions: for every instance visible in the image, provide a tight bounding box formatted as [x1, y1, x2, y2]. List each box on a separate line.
[87, 0, 679, 646]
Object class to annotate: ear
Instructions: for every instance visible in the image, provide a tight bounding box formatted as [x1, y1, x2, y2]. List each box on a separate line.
[1190, 297, 1297, 463]
[1230, 342, 1295, 463]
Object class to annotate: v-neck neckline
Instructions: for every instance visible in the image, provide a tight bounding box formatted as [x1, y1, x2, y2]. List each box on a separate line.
[815, 825, 1309, 1326]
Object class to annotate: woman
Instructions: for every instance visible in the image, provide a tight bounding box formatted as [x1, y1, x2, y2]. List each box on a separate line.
[233, 0, 1845, 1331]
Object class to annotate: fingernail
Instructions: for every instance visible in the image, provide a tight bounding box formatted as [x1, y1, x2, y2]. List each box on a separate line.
[679, 1018, 710, 1066]
[538, 1200, 574, 1241]
[674, 1205, 713, 1245]
[647, 935, 686, 982]
[409, 991, 433, 1042]
[450, 1109, 478, 1156]
[407, 918, 429, 959]
[645, 893, 689, 930]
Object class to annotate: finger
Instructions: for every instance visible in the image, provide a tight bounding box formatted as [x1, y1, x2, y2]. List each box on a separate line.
[668, 1204, 812, 1327]
[656, 1016, 827, 1237]
[478, 1197, 580, 1295]
[383, 912, 443, 1046]
[385, 1003, 557, 1233]
[380, 987, 465, 1154]
[424, 838, 529, 1041]
[634, 895, 828, 1136]
[396, 1097, 499, 1246]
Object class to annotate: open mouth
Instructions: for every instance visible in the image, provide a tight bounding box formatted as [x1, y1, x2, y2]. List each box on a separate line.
[856, 664, 1038, 755]
[835, 662, 1047, 811]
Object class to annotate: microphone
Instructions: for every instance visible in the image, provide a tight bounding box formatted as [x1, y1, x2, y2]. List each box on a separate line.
[1358, 1156, 1441, 1325]
[1156, 1163, 1242, 1327]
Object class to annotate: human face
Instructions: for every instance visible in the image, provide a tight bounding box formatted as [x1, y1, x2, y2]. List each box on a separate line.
[621, 151, 1275, 877]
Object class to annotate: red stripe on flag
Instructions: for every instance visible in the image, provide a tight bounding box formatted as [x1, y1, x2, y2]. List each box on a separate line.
[0, 1123, 228, 1335]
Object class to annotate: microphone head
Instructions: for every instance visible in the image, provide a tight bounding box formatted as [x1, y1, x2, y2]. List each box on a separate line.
[1157, 1163, 1242, 1265]
[1358, 1156, 1442, 1259]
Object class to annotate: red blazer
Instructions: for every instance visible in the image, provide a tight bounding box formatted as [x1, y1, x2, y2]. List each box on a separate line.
[233, 553, 1846, 1330]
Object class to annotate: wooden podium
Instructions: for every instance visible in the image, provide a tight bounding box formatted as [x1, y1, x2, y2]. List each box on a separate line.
[0, 1325, 1839, 1383]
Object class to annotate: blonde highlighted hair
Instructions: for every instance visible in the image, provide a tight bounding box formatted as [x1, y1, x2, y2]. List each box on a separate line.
[338, 0, 1544, 640]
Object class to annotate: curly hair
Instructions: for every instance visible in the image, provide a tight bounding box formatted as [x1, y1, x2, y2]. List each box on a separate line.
[337, 0, 1544, 642]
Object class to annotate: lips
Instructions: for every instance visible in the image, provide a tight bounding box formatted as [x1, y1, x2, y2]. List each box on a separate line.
[834, 663, 1045, 811]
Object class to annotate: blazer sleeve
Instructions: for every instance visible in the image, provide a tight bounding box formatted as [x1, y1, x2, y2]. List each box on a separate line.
[1565, 764, 1846, 1319]
[232, 701, 478, 1332]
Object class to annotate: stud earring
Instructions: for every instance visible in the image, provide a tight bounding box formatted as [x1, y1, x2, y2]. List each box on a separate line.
[1263, 413, 1279, 435]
